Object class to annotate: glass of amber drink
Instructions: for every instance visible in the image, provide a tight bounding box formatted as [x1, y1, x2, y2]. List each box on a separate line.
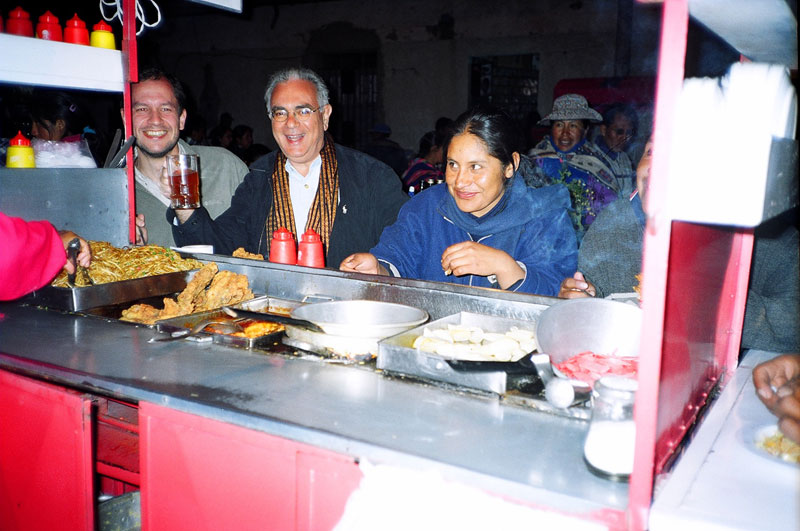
[167, 153, 201, 209]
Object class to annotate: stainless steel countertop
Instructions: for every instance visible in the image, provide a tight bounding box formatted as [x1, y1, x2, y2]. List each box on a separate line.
[0, 301, 629, 517]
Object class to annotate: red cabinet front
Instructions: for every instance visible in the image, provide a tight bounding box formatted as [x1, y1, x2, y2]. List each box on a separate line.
[0, 370, 95, 531]
[140, 402, 362, 531]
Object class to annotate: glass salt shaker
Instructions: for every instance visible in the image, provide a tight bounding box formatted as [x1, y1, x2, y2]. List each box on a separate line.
[583, 375, 638, 481]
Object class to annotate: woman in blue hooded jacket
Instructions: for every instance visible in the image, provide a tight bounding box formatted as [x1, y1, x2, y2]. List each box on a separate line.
[340, 106, 577, 296]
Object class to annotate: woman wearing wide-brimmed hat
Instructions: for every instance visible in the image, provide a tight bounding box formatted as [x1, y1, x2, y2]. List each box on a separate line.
[526, 94, 623, 240]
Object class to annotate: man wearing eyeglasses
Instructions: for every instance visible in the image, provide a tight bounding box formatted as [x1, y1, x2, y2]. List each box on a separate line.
[595, 103, 638, 193]
[169, 67, 408, 267]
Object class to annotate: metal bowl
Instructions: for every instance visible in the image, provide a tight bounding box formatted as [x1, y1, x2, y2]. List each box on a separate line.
[535, 298, 642, 364]
[290, 300, 429, 339]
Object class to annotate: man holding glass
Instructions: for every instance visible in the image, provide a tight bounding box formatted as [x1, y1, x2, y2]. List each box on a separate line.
[169, 67, 407, 266]
[129, 67, 248, 247]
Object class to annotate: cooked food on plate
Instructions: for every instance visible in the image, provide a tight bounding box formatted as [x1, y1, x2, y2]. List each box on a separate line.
[756, 428, 800, 464]
[121, 263, 254, 325]
[52, 241, 202, 287]
[412, 324, 537, 361]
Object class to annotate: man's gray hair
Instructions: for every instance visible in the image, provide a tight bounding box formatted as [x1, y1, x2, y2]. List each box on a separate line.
[264, 67, 330, 110]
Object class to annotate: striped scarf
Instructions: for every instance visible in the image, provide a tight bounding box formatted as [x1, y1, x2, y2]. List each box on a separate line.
[266, 138, 339, 251]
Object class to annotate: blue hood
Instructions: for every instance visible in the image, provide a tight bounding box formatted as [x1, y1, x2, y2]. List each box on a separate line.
[437, 172, 571, 237]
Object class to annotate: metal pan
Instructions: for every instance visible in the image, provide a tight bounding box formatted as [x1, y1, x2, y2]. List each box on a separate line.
[289, 300, 428, 339]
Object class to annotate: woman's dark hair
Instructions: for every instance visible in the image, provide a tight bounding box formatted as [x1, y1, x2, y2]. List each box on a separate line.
[416, 130, 444, 158]
[31, 90, 92, 138]
[445, 105, 523, 175]
[30, 89, 108, 165]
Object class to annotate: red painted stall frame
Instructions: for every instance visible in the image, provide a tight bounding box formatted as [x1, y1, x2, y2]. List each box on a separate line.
[627, 1, 756, 529]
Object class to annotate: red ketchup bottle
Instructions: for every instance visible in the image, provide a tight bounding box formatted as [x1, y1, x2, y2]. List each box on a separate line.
[64, 14, 90, 45]
[7, 7, 34, 37]
[297, 229, 325, 268]
[36, 11, 62, 41]
[269, 227, 297, 265]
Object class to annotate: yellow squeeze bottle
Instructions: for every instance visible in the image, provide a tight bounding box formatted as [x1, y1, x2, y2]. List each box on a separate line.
[6, 131, 35, 168]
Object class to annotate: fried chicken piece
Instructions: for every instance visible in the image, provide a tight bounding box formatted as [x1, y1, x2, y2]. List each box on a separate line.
[197, 270, 254, 311]
[158, 297, 191, 320]
[177, 262, 218, 309]
[232, 247, 264, 260]
[120, 303, 161, 325]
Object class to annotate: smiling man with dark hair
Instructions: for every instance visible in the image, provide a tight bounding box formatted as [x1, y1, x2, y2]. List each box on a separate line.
[126, 67, 248, 247]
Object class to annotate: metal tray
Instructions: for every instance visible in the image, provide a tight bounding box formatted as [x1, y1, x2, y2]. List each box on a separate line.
[25, 270, 196, 311]
[154, 306, 288, 350]
[377, 312, 540, 395]
[232, 295, 304, 316]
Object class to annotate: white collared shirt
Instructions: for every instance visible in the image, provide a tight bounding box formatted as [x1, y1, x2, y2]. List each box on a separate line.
[286, 155, 322, 233]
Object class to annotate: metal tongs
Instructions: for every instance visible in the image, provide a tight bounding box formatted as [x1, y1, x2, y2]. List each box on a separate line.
[66, 238, 94, 287]
[66, 238, 81, 287]
[149, 318, 245, 343]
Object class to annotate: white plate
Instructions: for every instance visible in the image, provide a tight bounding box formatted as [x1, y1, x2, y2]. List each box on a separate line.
[749, 424, 800, 466]
[171, 245, 214, 254]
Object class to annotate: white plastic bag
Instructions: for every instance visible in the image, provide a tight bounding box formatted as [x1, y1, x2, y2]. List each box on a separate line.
[32, 137, 97, 168]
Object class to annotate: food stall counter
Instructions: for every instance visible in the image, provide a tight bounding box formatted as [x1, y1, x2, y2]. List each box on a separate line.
[649, 349, 799, 530]
[0, 301, 630, 524]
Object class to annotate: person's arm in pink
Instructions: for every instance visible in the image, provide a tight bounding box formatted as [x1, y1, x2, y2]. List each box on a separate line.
[0, 212, 69, 300]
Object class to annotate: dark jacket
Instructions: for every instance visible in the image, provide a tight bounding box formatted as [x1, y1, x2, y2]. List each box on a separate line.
[171, 144, 408, 267]
[371, 174, 578, 296]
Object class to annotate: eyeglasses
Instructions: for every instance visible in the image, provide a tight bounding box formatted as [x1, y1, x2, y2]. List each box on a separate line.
[269, 106, 321, 122]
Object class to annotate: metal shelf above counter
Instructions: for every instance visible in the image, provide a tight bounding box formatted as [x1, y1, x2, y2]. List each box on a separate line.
[0, 34, 124, 92]
[689, 0, 797, 69]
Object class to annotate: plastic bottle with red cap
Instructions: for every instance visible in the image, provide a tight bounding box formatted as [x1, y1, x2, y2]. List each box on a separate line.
[297, 229, 325, 268]
[36, 11, 63, 41]
[90, 20, 116, 49]
[64, 14, 90, 45]
[6, 6, 34, 37]
[269, 227, 297, 265]
[6, 131, 36, 168]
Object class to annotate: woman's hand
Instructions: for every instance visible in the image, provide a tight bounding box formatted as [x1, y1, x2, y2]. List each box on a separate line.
[339, 253, 389, 276]
[57, 230, 92, 273]
[753, 354, 800, 443]
[558, 271, 597, 298]
[441, 241, 523, 289]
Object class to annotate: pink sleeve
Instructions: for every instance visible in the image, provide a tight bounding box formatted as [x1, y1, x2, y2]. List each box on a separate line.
[0, 212, 66, 301]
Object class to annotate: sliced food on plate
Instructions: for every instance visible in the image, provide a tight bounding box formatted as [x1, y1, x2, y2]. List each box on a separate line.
[554, 351, 638, 387]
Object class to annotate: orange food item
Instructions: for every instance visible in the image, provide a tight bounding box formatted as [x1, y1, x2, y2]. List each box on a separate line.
[233, 321, 284, 338]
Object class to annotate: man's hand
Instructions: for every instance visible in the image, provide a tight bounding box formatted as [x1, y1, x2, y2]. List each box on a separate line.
[558, 271, 597, 298]
[57, 230, 92, 273]
[135, 213, 148, 245]
[753, 354, 800, 444]
[162, 166, 198, 224]
[339, 253, 388, 276]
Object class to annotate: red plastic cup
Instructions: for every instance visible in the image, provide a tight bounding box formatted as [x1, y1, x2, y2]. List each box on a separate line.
[269, 227, 297, 265]
[64, 14, 90, 45]
[7, 7, 34, 37]
[297, 229, 325, 268]
[36, 11, 62, 41]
